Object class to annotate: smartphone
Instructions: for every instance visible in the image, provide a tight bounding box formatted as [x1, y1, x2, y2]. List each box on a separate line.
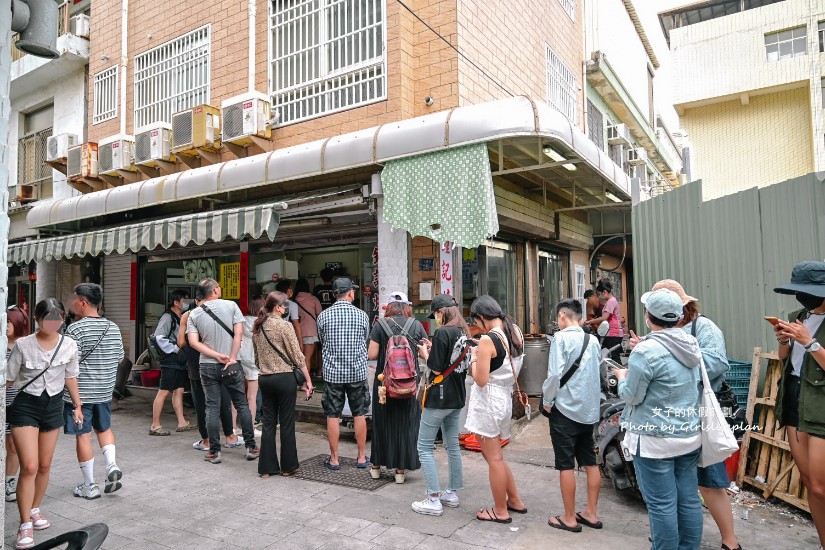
[305, 389, 314, 401]
[764, 316, 781, 326]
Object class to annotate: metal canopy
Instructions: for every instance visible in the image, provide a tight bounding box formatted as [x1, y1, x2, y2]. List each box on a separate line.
[28, 96, 630, 229]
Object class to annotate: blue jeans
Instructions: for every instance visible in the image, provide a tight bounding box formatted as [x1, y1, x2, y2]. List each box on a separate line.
[417, 408, 463, 495]
[200, 363, 256, 454]
[634, 447, 703, 550]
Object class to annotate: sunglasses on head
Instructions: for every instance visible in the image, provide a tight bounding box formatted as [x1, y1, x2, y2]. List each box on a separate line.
[7, 305, 20, 311]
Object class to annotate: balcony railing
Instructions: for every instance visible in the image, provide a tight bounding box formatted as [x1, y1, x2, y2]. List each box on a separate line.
[11, 2, 72, 62]
[17, 128, 53, 187]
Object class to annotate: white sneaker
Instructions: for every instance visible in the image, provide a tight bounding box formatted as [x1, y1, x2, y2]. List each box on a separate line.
[411, 496, 443, 516]
[105, 464, 122, 494]
[73, 483, 101, 500]
[439, 490, 460, 508]
[5, 478, 17, 502]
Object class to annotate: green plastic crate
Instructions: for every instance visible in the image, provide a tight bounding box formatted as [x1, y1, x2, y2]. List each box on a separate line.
[726, 360, 752, 405]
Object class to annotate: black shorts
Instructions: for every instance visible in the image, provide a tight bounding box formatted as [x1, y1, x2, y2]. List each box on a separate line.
[782, 375, 801, 428]
[8, 391, 64, 432]
[160, 367, 189, 391]
[549, 408, 597, 470]
[322, 381, 371, 418]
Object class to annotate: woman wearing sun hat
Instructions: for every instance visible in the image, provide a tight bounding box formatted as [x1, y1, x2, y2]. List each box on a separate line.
[773, 261, 825, 548]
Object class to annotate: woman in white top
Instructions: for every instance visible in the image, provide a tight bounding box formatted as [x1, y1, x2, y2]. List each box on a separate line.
[238, 295, 266, 430]
[6, 299, 82, 550]
[465, 295, 526, 525]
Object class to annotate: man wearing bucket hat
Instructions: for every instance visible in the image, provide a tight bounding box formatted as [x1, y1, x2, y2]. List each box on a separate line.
[614, 288, 704, 550]
[773, 261, 825, 548]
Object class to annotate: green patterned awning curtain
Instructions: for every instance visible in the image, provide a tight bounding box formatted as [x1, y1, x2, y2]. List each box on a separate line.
[7, 203, 282, 264]
[381, 143, 499, 248]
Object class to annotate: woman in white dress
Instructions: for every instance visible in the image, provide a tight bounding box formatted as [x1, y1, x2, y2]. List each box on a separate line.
[465, 295, 526, 525]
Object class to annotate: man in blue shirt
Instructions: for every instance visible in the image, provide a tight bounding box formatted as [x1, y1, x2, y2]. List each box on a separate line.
[317, 278, 370, 470]
[542, 299, 603, 532]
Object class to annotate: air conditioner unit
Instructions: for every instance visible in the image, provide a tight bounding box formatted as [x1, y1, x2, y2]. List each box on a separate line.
[46, 133, 78, 162]
[135, 123, 173, 166]
[98, 134, 135, 175]
[15, 185, 39, 203]
[626, 147, 648, 166]
[607, 124, 631, 146]
[67, 143, 98, 180]
[71, 14, 90, 38]
[221, 92, 271, 146]
[172, 104, 221, 155]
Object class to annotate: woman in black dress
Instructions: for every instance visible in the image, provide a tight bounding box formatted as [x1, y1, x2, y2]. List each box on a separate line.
[367, 292, 427, 483]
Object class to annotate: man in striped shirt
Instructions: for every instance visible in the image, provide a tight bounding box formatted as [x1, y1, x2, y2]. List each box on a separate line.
[64, 283, 125, 500]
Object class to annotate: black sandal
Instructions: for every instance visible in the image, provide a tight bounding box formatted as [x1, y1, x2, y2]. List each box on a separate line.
[476, 508, 512, 524]
[507, 504, 528, 514]
[575, 512, 603, 529]
[548, 515, 582, 533]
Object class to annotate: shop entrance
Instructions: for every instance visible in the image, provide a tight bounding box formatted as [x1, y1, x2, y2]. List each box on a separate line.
[461, 241, 518, 319]
[537, 251, 566, 334]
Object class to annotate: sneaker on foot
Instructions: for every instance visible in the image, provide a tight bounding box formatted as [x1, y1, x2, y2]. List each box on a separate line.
[15, 524, 34, 549]
[439, 490, 460, 508]
[73, 483, 101, 500]
[192, 440, 209, 451]
[29, 509, 49, 530]
[105, 463, 122, 494]
[204, 451, 222, 464]
[6, 478, 17, 502]
[412, 496, 443, 516]
[246, 447, 260, 461]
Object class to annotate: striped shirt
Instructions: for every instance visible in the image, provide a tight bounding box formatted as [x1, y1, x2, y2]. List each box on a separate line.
[316, 300, 370, 384]
[5, 347, 18, 407]
[63, 317, 124, 404]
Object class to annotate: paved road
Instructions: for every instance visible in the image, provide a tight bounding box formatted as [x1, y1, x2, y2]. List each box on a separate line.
[3, 396, 818, 549]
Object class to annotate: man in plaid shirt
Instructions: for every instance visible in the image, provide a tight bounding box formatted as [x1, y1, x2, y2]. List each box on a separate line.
[317, 278, 371, 470]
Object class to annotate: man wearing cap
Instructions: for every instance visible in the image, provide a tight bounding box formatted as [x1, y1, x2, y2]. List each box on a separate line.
[614, 288, 703, 550]
[773, 261, 825, 548]
[316, 278, 371, 470]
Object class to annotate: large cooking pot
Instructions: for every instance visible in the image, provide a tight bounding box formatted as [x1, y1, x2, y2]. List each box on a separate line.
[518, 336, 550, 396]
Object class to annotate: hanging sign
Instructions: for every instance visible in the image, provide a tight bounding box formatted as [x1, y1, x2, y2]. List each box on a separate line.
[219, 262, 241, 299]
[440, 241, 453, 296]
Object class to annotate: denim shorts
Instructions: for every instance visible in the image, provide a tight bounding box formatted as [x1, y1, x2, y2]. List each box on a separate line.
[64, 401, 112, 435]
[697, 460, 730, 489]
[322, 380, 370, 418]
[8, 391, 64, 432]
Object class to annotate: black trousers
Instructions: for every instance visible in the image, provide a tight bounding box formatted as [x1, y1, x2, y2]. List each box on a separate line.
[189, 376, 234, 440]
[259, 372, 298, 475]
[602, 336, 624, 362]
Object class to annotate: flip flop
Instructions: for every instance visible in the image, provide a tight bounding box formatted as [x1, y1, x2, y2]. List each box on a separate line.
[507, 504, 528, 514]
[548, 515, 582, 532]
[323, 458, 341, 471]
[576, 512, 603, 529]
[356, 456, 370, 469]
[476, 508, 512, 524]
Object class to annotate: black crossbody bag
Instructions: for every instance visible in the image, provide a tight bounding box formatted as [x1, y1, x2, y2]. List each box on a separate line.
[11, 335, 65, 406]
[540, 333, 590, 419]
[200, 304, 242, 383]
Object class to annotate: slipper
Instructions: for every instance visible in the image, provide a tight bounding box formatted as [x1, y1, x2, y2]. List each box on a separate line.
[507, 504, 528, 514]
[548, 515, 582, 533]
[356, 456, 370, 469]
[148, 427, 170, 436]
[224, 440, 244, 448]
[476, 508, 512, 524]
[576, 512, 603, 529]
[175, 423, 197, 432]
[324, 458, 341, 471]
[282, 468, 299, 477]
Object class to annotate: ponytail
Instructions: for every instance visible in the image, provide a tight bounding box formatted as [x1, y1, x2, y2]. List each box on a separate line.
[252, 291, 288, 334]
[500, 315, 523, 356]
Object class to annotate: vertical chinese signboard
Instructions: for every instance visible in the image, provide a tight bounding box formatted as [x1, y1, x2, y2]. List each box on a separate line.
[219, 262, 241, 300]
[371, 246, 379, 325]
[440, 241, 453, 296]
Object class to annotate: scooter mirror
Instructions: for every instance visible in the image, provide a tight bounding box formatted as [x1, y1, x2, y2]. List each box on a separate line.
[597, 321, 609, 338]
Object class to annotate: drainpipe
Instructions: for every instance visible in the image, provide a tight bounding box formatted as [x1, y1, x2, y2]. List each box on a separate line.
[581, 0, 588, 135]
[119, 0, 127, 135]
[248, 0, 255, 92]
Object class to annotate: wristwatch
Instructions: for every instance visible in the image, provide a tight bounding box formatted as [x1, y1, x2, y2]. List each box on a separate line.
[805, 339, 821, 353]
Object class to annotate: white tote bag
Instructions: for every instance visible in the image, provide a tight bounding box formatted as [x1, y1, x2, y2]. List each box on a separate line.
[698, 358, 739, 467]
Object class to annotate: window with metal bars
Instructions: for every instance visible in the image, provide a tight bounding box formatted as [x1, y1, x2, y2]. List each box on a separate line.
[270, 0, 386, 124]
[557, 0, 574, 19]
[587, 100, 604, 151]
[93, 66, 118, 124]
[17, 127, 52, 187]
[546, 45, 577, 123]
[134, 26, 210, 129]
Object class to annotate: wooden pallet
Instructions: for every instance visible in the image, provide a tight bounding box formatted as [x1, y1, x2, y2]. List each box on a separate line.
[736, 348, 809, 512]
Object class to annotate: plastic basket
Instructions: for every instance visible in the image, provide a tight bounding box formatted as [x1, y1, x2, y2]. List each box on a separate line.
[727, 360, 752, 380]
[726, 359, 752, 405]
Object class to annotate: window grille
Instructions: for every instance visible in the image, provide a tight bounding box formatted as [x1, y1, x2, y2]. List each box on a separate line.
[17, 128, 53, 186]
[270, 0, 386, 124]
[558, 0, 574, 19]
[134, 26, 210, 129]
[764, 26, 806, 61]
[587, 100, 604, 151]
[546, 46, 577, 122]
[93, 66, 118, 124]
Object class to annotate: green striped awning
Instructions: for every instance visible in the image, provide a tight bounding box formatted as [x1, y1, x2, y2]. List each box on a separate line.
[8, 202, 283, 264]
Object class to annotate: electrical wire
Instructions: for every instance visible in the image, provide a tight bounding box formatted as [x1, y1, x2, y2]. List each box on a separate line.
[395, 0, 516, 99]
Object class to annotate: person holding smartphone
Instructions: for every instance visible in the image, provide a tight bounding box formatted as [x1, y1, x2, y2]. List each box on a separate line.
[6, 299, 82, 550]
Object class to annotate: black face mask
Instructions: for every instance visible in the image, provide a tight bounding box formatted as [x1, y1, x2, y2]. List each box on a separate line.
[797, 292, 825, 311]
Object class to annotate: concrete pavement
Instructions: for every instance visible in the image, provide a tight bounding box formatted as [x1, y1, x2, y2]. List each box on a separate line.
[3, 395, 818, 549]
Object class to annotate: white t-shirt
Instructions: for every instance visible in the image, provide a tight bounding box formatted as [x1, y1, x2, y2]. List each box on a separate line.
[790, 313, 825, 376]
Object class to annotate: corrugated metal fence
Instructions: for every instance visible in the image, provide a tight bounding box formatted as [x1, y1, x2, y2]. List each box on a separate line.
[632, 174, 825, 361]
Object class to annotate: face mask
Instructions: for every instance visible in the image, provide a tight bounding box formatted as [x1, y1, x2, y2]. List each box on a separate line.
[644, 315, 652, 331]
[797, 292, 825, 311]
[180, 300, 193, 312]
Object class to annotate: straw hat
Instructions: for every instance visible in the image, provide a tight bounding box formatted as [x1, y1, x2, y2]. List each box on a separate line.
[651, 279, 697, 306]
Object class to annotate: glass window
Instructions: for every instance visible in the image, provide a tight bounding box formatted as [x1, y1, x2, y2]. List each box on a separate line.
[464, 243, 517, 320]
[538, 252, 565, 333]
[819, 21, 825, 53]
[93, 66, 118, 124]
[546, 45, 577, 122]
[270, 0, 386, 124]
[587, 100, 604, 151]
[765, 26, 807, 61]
[557, 0, 574, 19]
